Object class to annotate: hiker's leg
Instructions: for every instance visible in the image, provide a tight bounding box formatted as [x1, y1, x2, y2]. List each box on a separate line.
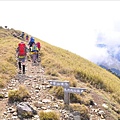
[18, 61, 21, 70]
[23, 64, 25, 74]
[37, 52, 38, 60]
[35, 53, 38, 62]
[32, 54, 36, 63]
[37, 52, 40, 62]
[18, 58, 22, 74]
[37, 53, 38, 59]
[22, 58, 26, 74]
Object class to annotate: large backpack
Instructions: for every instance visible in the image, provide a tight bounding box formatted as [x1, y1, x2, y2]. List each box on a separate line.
[31, 44, 38, 52]
[29, 37, 35, 47]
[36, 42, 41, 50]
[30, 37, 34, 43]
[18, 42, 26, 56]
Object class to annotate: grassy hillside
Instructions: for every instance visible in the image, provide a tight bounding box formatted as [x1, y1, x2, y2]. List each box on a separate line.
[35, 38, 120, 104]
[0, 27, 120, 119]
[0, 28, 20, 87]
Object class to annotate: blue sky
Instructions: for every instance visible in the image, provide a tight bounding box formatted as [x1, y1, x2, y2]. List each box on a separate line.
[1, 1, 120, 63]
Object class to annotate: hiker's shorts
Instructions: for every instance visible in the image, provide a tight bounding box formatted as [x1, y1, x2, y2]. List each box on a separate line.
[18, 56, 26, 62]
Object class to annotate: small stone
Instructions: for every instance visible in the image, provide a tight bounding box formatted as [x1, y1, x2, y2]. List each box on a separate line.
[13, 112, 17, 116]
[34, 115, 39, 118]
[35, 90, 39, 93]
[102, 103, 108, 109]
[4, 112, 7, 115]
[42, 99, 51, 103]
[41, 107, 47, 110]
[12, 116, 18, 119]
[53, 104, 59, 108]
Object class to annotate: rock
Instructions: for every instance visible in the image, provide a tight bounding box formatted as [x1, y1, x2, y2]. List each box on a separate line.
[17, 102, 37, 118]
[102, 103, 108, 109]
[0, 92, 4, 98]
[98, 110, 105, 119]
[72, 111, 80, 116]
[42, 99, 51, 103]
[4, 112, 7, 115]
[35, 90, 40, 93]
[34, 101, 43, 108]
[13, 112, 17, 116]
[41, 106, 47, 110]
[73, 115, 81, 120]
[12, 116, 18, 119]
[53, 104, 59, 109]
[90, 100, 95, 106]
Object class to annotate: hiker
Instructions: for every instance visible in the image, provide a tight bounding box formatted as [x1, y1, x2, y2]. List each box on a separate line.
[26, 34, 29, 42]
[16, 41, 28, 74]
[30, 42, 39, 63]
[36, 42, 41, 51]
[36, 42, 41, 61]
[20, 32, 25, 39]
[28, 37, 35, 51]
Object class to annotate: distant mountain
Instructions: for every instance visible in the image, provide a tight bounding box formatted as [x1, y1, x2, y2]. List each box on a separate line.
[96, 43, 120, 77]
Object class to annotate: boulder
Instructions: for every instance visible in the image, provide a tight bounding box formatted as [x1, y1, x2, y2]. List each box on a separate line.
[17, 102, 37, 118]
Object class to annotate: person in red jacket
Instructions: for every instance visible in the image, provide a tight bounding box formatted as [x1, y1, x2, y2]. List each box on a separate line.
[16, 41, 28, 74]
[36, 42, 41, 51]
[36, 42, 41, 62]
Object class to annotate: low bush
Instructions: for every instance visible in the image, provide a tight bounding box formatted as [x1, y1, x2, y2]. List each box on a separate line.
[39, 110, 60, 120]
[8, 85, 30, 102]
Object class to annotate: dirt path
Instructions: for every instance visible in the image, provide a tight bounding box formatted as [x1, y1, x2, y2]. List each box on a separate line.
[0, 59, 50, 119]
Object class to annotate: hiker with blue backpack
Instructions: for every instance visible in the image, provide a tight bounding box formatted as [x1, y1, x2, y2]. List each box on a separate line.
[16, 41, 28, 74]
[28, 37, 35, 49]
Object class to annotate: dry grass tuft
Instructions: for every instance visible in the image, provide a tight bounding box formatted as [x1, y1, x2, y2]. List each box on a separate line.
[8, 85, 30, 102]
[39, 110, 60, 120]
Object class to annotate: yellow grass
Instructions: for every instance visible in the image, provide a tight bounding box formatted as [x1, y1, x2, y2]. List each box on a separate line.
[0, 29, 20, 87]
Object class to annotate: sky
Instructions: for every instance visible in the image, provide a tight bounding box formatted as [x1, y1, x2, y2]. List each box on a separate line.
[1, 1, 120, 64]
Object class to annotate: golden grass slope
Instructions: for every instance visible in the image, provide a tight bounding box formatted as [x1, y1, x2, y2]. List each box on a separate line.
[35, 38, 120, 104]
[0, 28, 20, 87]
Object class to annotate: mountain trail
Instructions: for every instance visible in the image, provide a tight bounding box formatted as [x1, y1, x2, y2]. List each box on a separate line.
[0, 36, 118, 120]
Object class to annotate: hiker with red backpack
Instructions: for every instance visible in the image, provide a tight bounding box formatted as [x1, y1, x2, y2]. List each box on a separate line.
[36, 42, 41, 62]
[36, 42, 41, 51]
[16, 41, 28, 74]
